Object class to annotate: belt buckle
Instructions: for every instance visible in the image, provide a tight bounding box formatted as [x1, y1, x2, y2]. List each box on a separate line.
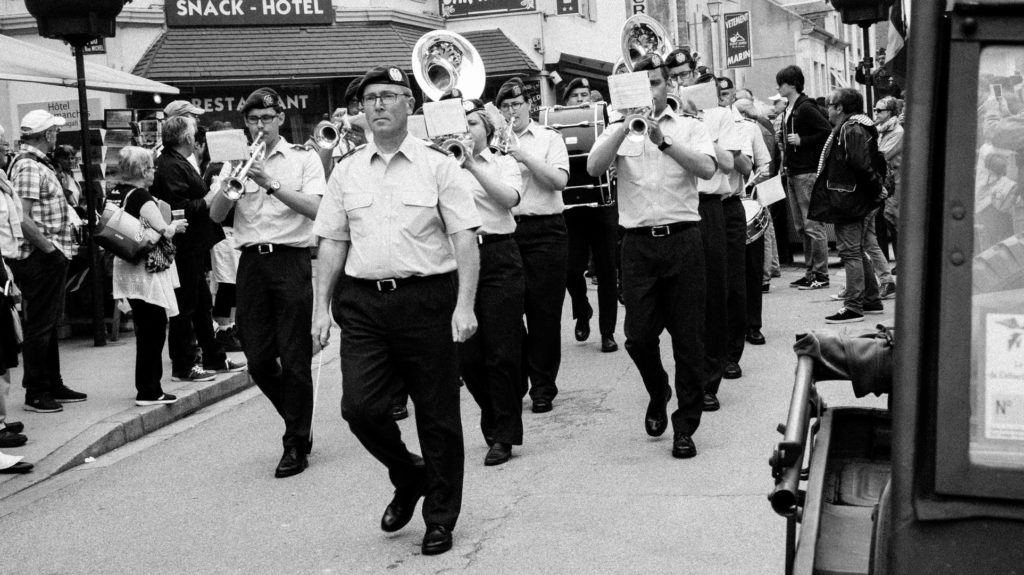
[650, 225, 669, 237]
[257, 244, 274, 255]
[477, 235, 485, 245]
[376, 278, 397, 292]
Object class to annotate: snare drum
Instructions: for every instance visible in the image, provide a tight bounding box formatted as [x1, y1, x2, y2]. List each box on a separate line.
[743, 198, 770, 244]
[540, 103, 614, 207]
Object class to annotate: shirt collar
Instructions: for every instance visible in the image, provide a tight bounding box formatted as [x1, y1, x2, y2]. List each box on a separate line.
[19, 143, 48, 160]
[265, 136, 292, 159]
[477, 147, 496, 163]
[367, 133, 417, 165]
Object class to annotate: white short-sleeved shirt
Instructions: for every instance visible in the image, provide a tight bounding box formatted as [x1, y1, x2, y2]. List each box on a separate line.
[314, 135, 482, 280]
[697, 106, 742, 196]
[595, 107, 716, 228]
[465, 149, 521, 236]
[511, 121, 570, 216]
[232, 138, 327, 248]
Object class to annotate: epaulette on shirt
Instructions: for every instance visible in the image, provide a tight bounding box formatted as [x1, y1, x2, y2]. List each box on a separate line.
[292, 143, 315, 152]
[337, 144, 366, 163]
[426, 142, 452, 156]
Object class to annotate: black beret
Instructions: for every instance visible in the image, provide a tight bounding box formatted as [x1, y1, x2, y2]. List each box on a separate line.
[494, 77, 526, 107]
[695, 72, 717, 85]
[562, 77, 590, 103]
[344, 76, 363, 103]
[632, 53, 664, 72]
[462, 98, 485, 115]
[717, 76, 735, 90]
[665, 49, 694, 70]
[358, 66, 411, 99]
[241, 88, 284, 115]
[439, 88, 464, 101]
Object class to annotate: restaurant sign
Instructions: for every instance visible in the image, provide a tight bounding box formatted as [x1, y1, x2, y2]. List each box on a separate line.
[166, 0, 334, 27]
[440, 0, 535, 19]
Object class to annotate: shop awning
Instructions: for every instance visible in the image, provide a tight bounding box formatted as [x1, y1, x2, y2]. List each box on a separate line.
[132, 24, 538, 86]
[0, 34, 179, 95]
[555, 53, 614, 85]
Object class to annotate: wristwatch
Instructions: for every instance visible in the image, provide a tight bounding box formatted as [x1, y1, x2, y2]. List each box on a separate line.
[658, 136, 673, 152]
[267, 179, 281, 195]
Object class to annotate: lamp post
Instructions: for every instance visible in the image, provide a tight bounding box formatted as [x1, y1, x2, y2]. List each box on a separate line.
[25, 0, 130, 347]
[707, 1, 723, 73]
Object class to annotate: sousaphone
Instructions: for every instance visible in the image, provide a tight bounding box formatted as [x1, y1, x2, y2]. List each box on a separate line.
[620, 14, 672, 72]
[412, 30, 486, 102]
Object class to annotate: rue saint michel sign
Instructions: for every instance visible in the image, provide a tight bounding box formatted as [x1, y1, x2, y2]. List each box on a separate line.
[167, 0, 334, 27]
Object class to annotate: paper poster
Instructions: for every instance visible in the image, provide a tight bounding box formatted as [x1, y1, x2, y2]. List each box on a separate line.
[755, 175, 786, 207]
[206, 129, 251, 163]
[983, 313, 1024, 441]
[608, 72, 653, 111]
[422, 99, 469, 138]
[677, 82, 721, 111]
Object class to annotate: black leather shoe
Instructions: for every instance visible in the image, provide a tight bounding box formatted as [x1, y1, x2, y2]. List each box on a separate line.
[531, 399, 552, 413]
[746, 329, 766, 345]
[702, 392, 720, 412]
[391, 405, 409, 421]
[381, 476, 426, 533]
[0, 461, 33, 474]
[0, 430, 28, 448]
[645, 383, 672, 437]
[574, 308, 592, 342]
[484, 442, 512, 466]
[672, 432, 697, 459]
[422, 524, 453, 555]
[601, 335, 618, 353]
[274, 446, 308, 478]
[723, 362, 742, 379]
[2, 421, 24, 434]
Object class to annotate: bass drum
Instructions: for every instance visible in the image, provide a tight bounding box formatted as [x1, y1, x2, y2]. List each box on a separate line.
[539, 103, 614, 207]
[743, 198, 769, 244]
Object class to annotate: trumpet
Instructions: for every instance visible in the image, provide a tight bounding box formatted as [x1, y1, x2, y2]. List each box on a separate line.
[438, 135, 473, 163]
[624, 108, 654, 142]
[494, 112, 519, 155]
[309, 120, 345, 150]
[223, 131, 266, 201]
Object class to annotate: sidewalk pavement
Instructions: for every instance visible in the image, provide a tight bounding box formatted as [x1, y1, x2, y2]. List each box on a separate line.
[0, 334, 251, 501]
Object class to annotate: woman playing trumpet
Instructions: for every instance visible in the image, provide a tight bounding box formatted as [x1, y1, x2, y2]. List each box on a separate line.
[457, 99, 526, 467]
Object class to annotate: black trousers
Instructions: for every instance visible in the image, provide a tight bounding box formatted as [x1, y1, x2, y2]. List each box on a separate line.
[564, 205, 619, 337]
[461, 239, 525, 446]
[8, 249, 67, 396]
[129, 298, 168, 400]
[698, 194, 727, 396]
[212, 283, 236, 318]
[168, 250, 226, 373]
[513, 214, 568, 402]
[236, 247, 314, 450]
[745, 235, 766, 332]
[723, 197, 748, 366]
[621, 226, 706, 435]
[336, 272, 464, 531]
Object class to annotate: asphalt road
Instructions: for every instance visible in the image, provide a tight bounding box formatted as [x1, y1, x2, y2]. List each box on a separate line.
[0, 267, 889, 575]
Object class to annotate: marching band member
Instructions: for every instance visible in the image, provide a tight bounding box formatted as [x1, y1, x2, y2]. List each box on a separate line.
[209, 88, 325, 478]
[495, 78, 570, 414]
[560, 78, 620, 353]
[457, 98, 525, 466]
[588, 53, 716, 459]
[312, 66, 481, 556]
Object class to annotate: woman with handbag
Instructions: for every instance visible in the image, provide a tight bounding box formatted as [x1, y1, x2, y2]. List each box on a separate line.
[109, 147, 188, 406]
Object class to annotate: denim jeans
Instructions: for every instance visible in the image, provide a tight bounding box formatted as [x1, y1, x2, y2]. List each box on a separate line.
[786, 173, 830, 280]
[864, 208, 893, 285]
[835, 216, 881, 314]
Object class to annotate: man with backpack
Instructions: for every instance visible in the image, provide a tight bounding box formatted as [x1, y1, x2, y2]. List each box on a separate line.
[810, 88, 887, 324]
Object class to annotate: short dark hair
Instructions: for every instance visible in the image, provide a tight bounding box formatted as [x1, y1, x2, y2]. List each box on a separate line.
[776, 65, 805, 93]
[831, 87, 863, 114]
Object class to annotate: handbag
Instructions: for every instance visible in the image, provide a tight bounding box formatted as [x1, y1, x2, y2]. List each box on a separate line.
[93, 189, 157, 264]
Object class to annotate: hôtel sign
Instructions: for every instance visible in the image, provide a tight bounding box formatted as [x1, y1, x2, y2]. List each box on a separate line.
[167, 0, 334, 27]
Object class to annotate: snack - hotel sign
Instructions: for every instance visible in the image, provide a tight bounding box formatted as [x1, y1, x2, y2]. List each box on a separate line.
[167, 0, 334, 26]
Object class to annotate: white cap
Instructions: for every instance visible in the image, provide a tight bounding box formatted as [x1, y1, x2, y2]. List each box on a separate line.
[163, 100, 206, 118]
[20, 109, 66, 135]
[768, 93, 784, 102]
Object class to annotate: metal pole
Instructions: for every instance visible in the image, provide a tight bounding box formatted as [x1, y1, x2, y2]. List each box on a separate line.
[861, 25, 874, 112]
[74, 43, 107, 347]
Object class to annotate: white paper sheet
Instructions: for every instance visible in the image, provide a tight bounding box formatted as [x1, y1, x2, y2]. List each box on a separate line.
[206, 129, 251, 163]
[407, 115, 429, 141]
[423, 99, 469, 138]
[608, 72, 653, 111]
[754, 174, 786, 207]
[677, 82, 721, 111]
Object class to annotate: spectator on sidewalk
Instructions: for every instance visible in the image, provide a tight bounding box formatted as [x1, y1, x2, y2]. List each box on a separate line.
[7, 110, 87, 413]
[151, 116, 244, 382]
[202, 122, 242, 352]
[0, 126, 27, 447]
[109, 147, 189, 406]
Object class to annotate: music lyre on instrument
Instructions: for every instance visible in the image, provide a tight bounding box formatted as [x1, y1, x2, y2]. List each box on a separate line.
[223, 130, 266, 201]
[540, 103, 615, 209]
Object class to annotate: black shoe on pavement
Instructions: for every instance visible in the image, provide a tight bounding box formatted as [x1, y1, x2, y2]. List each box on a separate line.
[381, 475, 426, 533]
[863, 302, 885, 315]
[391, 404, 409, 421]
[746, 329, 766, 345]
[825, 307, 865, 324]
[274, 446, 308, 478]
[210, 359, 247, 373]
[574, 308, 592, 342]
[484, 442, 512, 466]
[172, 365, 217, 382]
[24, 394, 62, 413]
[702, 392, 720, 412]
[531, 398, 553, 413]
[723, 362, 742, 379]
[422, 524, 453, 556]
[2, 421, 24, 434]
[0, 429, 28, 448]
[645, 382, 672, 437]
[214, 325, 243, 351]
[601, 335, 618, 353]
[135, 394, 178, 407]
[672, 432, 697, 459]
[790, 277, 812, 288]
[52, 385, 87, 403]
[0, 461, 33, 474]
[798, 279, 830, 291]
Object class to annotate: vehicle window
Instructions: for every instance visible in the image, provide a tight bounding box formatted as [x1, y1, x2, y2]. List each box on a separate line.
[971, 45, 1024, 468]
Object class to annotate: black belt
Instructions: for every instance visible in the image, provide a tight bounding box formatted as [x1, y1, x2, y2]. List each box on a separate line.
[350, 273, 445, 293]
[699, 193, 721, 202]
[477, 233, 513, 245]
[241, 243, 304, 255]
[513, 214, 562, 223]
[722, 195, 742, 203]
[624, 221, 698, 237]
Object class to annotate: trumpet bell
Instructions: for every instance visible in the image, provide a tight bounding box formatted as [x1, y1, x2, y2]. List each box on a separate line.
[413, 30, 486, 102]
[312, 120, 341, 150]
[620, 14, 672, 72]
[439, 137, 471, 164]
[627, 117, 649, 143]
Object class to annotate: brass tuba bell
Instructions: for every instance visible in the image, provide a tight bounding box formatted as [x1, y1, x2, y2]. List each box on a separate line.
[412, 30, 486, 102]
[620, 14, 672, 73]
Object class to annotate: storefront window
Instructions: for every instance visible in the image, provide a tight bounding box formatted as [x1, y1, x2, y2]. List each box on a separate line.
[970, 45, 1024, 469]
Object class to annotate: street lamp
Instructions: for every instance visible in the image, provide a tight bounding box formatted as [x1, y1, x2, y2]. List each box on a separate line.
[707, 1, 722, 23]
[25, 0, 130, 347]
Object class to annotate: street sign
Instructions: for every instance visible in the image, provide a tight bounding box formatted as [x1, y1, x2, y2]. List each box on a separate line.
[16, 98, 103, 133]
[440, 0, 535, 19]
[166, 0, 334, 27]
[724, 11, 752, 69]
[625, 0, 648, 17]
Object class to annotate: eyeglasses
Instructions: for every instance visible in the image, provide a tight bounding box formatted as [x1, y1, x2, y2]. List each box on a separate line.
[499, 101, 526, 112]
[361, 92, 407, 106]
[245, 114, 279, 125]
[669, 71, 695, 83]
[873, 108, 891, 113]
[827, 102, 839, 108]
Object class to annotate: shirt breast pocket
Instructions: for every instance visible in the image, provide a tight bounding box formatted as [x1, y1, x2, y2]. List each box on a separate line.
[616, 139, 644, 158]
[399, 191, 439, 237]
[342, 192, 374, 236]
